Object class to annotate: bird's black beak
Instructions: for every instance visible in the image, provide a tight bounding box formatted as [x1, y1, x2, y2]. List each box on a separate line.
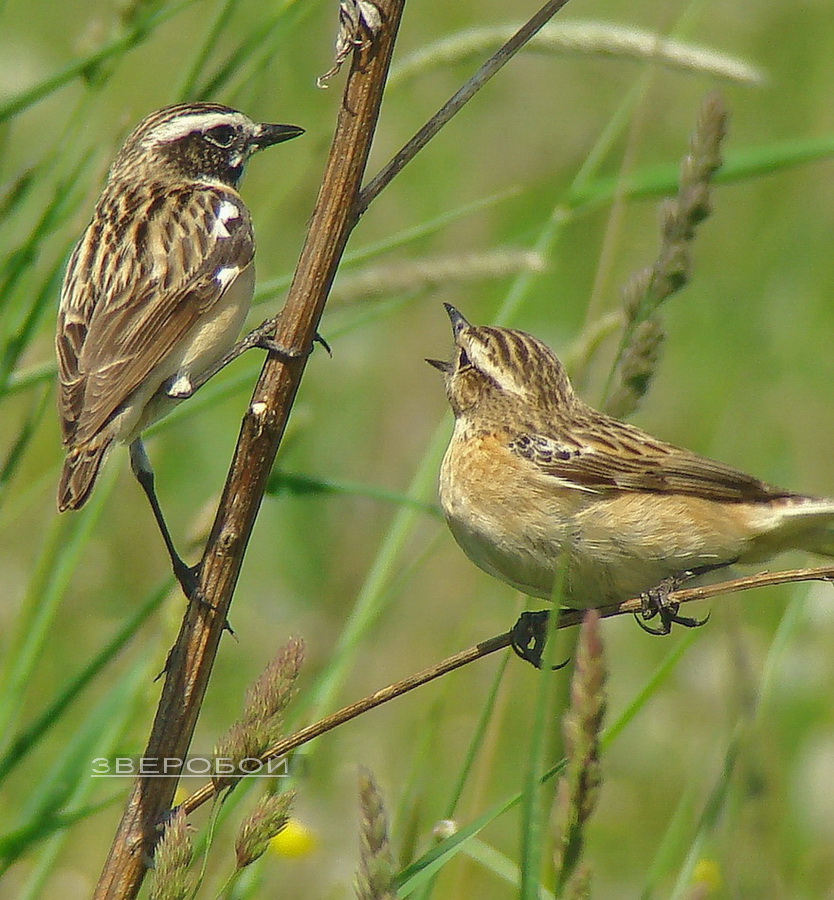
[428, 304, 470, 372]
[252, 123, 305, 150]
[443, 303, 470, 339]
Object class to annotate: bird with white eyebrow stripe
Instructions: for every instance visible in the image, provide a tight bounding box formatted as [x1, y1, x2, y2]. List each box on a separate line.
[55, 102, 304, 596]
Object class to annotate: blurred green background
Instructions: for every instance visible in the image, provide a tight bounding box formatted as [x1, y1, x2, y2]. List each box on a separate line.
[2, 0, 834, 897]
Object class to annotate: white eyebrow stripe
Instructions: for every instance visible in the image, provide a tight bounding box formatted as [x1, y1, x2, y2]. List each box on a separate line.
[470, 342, 527, 395]
[147, 112, 251, 144]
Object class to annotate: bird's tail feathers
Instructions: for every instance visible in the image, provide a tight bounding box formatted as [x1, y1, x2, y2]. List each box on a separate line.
[773, 498, 834, 558]
[58, 438, 113, 512]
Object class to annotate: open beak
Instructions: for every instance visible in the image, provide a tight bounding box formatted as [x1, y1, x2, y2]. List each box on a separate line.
[443, 303, 470, 339]
[427, 303, 471, 372]
[252, 122, 305, 150]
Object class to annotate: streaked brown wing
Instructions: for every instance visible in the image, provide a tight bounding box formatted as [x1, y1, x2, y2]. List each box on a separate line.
[511, 412, 796, 503]
[57, 185, 253, 446]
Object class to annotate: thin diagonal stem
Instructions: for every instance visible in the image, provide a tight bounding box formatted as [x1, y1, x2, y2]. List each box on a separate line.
[357, 0, 573, 214]
[174, 565, 834, 819]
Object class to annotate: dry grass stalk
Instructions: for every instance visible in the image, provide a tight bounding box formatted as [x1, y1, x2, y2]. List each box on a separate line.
[553, 610, 606, 893]
[606, 92, 728, 418]
[355, 767, 396, 900]
[235, 790, 296, 870]
[330, 248, 546, 302]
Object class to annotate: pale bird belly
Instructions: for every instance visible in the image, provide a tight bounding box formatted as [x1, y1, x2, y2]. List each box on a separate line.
[567, 493, 760, 606]
[125, 263, 255, 440]
[439, 431, 574, 601]
[439, 431, 794, 607]
[169, 263, 254, 378]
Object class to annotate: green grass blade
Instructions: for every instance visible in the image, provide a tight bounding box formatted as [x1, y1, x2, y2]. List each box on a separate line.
[519, 597, 565, 899]
[0, 386, 50, 507]
[252, 188, 520, 307]
[8, 658, 153, 885]
[302, 425, 448, 722]
[176, 0, 239, 101]
[399, 629, 693, 895]
[0, 0, 195, 123]
[188, 0, 312, 101]
[664, 595, 809, 899]
[266, 469, 442, 516]
[446, 653, 511, 818]
[0, 254, 67, 393]
[0, 467, 115, 746]
[601, 632, 697, 750]
[568, 132, 834, 212]
[0, 581, 168, 783]
[0, 796, 121, 869]
[0, 152, 91, 392]
[396, 789, 525, 896]
[412, 652, 512, 900]
[0, 169, 36, 223]
[463, 838, 555, 900]
[1, 361, 56, 398]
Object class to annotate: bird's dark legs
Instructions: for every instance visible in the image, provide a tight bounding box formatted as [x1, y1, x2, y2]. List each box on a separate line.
[510, 610, 570, 669]
[635, 564, 724, 635]
[513, 563, 724, 664]
[511, 610, 551, 667]
[129, 438, 198, 598]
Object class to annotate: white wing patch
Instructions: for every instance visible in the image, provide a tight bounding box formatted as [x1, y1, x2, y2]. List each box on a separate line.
[212, 200, 241, 239]
[215, 265, 240, 288]
[165, 373, 194, 399]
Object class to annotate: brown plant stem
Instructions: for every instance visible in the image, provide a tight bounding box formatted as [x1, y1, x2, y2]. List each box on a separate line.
[93, 4, 406, 896]
[95, 0, 582, 891]
[175, 565, 834, 819]
[94, 1, 588, 892]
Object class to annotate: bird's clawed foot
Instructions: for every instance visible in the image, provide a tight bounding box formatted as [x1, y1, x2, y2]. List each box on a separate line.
[636, 571, 710, 635]
[173, 558, 201, 601]
[510, 610, 569, 669]
[248, 317, 331, 360]
[312, 332, 332, 356]
[180, 569, 236, 636]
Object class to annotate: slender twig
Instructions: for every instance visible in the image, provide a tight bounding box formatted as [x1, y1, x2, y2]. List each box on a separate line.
[358, 0, 572, 215]
[175, 565, 834, 818]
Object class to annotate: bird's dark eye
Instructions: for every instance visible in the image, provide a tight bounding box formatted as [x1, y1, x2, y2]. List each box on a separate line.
[205, 124, 236, 148]
[457, 348, 471, 368]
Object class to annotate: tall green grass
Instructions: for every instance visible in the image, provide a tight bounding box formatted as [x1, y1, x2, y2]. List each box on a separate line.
[1, 0, 834, 896]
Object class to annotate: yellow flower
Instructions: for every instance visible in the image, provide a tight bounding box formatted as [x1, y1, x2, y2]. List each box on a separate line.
[692, 859, 721, 893]
[269, 818, 317, 858]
